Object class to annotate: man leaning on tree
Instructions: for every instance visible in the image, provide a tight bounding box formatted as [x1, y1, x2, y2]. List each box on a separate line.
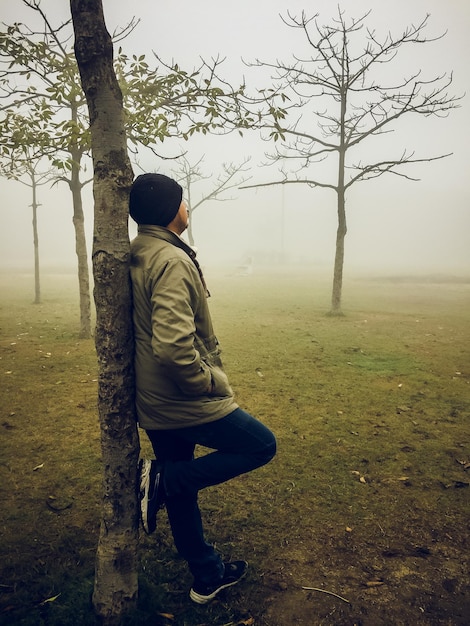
[129, 173, 276, 604]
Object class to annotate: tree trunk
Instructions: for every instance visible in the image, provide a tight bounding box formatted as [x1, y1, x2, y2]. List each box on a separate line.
[31, 170, 41, 305]
[185, 173, 195, 246]
[70, 100, 92, 339]
[70, 1, 139, 624]
[331, 186, 346, 315]
[330, 81, 347, 316]
[70, 154, 92, 339]
[187, 218, 195, 247]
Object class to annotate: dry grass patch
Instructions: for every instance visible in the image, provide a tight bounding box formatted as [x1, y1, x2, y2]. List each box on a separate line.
[0, 268, 469, 625]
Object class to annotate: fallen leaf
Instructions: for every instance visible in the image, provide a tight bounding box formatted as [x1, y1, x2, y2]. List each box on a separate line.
[40, 593, 61, 605]
[365, 580, 385, 588]
[33, 463, 44, 471]
[359, 476, 367, 484]
[397, 405, 411, 413]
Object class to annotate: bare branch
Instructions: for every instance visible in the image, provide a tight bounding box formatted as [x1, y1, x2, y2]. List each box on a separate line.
[240, 177, 336, 192]
[345, 151, 452, 188]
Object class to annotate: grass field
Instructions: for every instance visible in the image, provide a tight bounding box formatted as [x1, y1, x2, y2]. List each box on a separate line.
[0, 267, 469, 625]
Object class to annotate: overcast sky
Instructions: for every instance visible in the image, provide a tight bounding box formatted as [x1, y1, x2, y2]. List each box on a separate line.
[1, 0, 469, 275]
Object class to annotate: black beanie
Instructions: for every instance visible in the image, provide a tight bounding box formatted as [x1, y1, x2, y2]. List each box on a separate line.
[129, 173, 183, 226]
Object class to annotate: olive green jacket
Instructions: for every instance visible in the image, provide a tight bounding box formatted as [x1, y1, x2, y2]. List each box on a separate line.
[130, 225, 238, 430]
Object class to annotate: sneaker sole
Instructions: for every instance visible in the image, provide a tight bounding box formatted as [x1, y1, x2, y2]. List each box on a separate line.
[189, 566, 248, 604]
[139, 459, 155, 534]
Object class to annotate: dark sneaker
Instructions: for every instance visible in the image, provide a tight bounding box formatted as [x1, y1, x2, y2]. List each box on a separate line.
[189, 561, 248, 604]
[138, 459, 165, 534]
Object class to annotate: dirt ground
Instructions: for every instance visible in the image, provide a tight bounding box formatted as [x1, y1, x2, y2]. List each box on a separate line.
[257, 511, 469, 626]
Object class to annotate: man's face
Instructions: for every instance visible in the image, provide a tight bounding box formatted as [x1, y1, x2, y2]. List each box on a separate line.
[169, 199, 189, 235]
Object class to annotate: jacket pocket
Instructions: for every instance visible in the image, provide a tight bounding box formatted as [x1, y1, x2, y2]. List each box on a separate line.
[208, 364, 233, 398]
[196, 334, 223, 367]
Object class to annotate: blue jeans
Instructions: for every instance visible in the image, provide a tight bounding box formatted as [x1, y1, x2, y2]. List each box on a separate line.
[146, 407, 276, 585]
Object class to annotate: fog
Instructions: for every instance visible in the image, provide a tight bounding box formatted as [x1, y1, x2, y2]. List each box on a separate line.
[1, 0, 469, 278]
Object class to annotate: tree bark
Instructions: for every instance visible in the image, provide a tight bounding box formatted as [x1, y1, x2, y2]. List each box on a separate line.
[330, 80, 347, 316]
[70, 1, 139, 623]
[70, 157, 92, 338]
[185, 173, 195, 246]
[70, 103, 92, 339]
[331, 185, 346, 315]
[31, 170, 41, 305]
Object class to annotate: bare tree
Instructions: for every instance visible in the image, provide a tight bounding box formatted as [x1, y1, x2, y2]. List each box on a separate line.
[242, 9, 462, 313]
[0, 111, 57, 304]
[2, 162, 52, 305]
[171, 155, 251, 246]
[18, 163, 52, 305]
[70, 1, 139, 624]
